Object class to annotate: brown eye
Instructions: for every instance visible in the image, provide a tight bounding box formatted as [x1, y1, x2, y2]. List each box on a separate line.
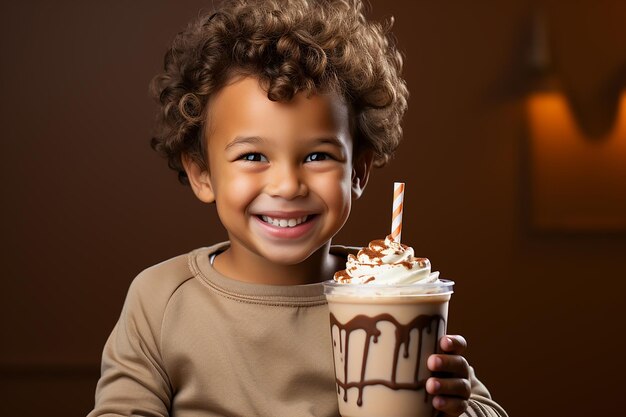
[240, 153, 268, 162]
[305, 152, 330, 162]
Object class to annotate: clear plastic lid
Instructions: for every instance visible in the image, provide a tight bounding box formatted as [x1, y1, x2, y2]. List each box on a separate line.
[323, 278, 454, 297]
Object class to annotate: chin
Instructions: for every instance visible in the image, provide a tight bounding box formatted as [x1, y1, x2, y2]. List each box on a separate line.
[258, 244, 321, 266]
[263, 252, 311, 266]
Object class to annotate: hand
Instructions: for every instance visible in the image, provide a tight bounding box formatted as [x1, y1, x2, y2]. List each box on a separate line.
[426, 335, 471, 417]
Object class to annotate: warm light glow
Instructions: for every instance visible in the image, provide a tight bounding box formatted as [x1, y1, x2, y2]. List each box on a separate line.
[527, 91, 626, 230]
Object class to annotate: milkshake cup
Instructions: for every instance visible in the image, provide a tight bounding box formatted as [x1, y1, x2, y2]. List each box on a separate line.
[323, 236, 453, 417]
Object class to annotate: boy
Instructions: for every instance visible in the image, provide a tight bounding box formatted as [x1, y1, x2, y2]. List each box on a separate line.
[89, 1, 507, 416]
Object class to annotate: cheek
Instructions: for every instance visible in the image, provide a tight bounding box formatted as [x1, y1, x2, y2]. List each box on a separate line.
[215, 172, 261, 211]
[310, 169, 353, 213]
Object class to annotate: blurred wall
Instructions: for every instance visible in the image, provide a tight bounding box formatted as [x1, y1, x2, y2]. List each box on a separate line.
[1, 1, 625, 416]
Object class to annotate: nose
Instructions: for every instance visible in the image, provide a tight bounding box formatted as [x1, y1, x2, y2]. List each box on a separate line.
[265, 162, 308, 200]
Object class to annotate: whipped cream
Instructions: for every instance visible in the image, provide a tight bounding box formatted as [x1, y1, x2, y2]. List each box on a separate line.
[334, 235, 438, 285]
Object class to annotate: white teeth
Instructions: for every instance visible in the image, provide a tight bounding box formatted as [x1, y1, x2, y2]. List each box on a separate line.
[260, 215, 308, 228]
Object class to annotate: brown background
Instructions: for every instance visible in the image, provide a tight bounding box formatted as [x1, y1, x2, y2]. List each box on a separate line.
[2, 1, 626, 416]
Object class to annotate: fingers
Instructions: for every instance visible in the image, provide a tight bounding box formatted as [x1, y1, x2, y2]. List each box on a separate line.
[427, 354, 469, 379]
[426, 376, 471, 399]
[426, 377, 471, 417]
[432, 395, 469, 417]
[439, 335, 467, 354]
[427, 335, 470, 416]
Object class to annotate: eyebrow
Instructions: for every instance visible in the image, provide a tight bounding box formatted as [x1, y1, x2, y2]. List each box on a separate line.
[312, 136, 345, 149]
[224, 136, 265, 151]
[225, 135, 346, 150]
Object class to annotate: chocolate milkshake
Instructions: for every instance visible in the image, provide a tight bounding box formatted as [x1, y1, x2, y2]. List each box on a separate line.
[324, 235, 454, 417]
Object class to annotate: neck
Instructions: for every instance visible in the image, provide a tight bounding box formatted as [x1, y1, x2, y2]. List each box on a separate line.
[213, 242, 343, 285]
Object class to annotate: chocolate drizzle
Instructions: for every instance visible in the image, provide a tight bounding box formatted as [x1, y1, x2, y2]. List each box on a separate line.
[329, 312, 445, 407]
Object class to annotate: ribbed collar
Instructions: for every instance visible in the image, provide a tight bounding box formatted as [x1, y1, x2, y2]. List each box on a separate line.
[187, 241, 357, 306]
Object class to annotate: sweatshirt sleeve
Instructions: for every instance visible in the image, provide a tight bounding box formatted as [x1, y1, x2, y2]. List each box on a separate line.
[463, 366, 508, 417]
[87, 269, 176, 417]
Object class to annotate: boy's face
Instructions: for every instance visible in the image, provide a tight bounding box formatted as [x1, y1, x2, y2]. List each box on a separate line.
[185, 76, 371, 267]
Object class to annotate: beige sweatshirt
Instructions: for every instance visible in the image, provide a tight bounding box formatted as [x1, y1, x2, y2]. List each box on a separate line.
[88, 242, 507, 417]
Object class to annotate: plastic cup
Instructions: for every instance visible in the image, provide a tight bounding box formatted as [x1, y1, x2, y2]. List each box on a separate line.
[323, 279, 454, 417]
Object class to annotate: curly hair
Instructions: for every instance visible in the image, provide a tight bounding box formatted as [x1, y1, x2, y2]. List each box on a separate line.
[150, 0, 408, 184]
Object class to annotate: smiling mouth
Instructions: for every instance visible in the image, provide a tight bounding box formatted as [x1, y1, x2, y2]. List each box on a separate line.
[259, 215, 310, 228]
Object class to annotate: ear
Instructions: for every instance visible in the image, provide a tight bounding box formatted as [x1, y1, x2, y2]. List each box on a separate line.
[351, 149, 374, 200]
[181, 154, 215, 203]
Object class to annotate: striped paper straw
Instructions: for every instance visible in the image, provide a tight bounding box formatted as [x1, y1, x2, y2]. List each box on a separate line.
[391, 182, 405, 242]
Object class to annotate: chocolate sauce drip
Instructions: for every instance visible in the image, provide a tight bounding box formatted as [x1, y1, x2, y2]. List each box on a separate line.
[329, 312, 445, 407]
